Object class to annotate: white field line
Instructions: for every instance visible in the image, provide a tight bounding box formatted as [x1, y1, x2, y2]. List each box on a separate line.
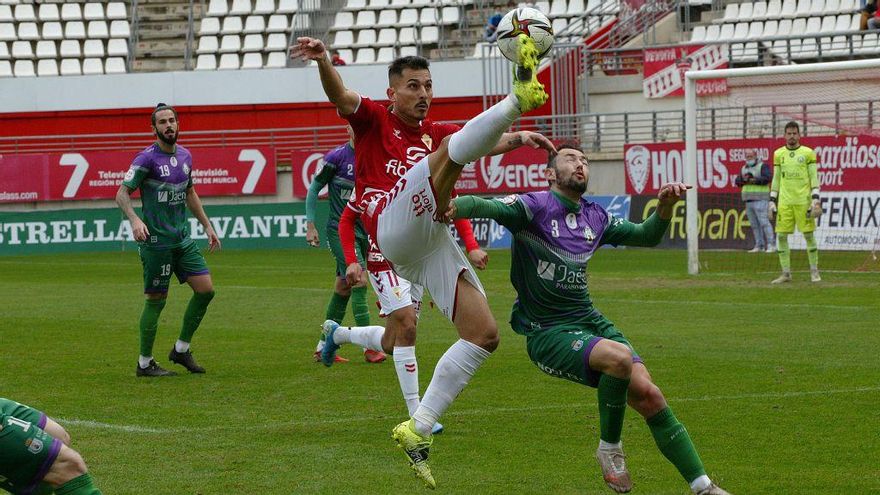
[599, 298, 871, 311]
[58, 386, 880, 435]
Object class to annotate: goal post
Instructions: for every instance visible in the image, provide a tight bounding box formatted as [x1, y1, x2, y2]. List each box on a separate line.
[684, 58, 880, 275]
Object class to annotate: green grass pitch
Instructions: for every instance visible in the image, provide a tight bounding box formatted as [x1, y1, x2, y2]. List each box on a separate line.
[1, 248, 878, 494]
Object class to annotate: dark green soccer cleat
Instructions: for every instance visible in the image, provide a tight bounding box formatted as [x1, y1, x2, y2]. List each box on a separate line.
[169, 349, 206, 374]
[136, 359, 177, 377]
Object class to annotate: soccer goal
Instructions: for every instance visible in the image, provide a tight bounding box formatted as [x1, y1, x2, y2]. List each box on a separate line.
[683, 58, 880, 275]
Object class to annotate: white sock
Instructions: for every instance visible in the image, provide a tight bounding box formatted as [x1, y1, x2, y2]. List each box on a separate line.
[412, 339, 491, 436]
[175, 340, 190, 353]
[331, 326, 352, 345]
[598, 440, 622, 451]
[348, 326, 385, 352]
[393, 346, 421, 416]
[315, 339, 324, 353]
[138, 355, 153, 368]
[448, 95, 521, 165]
[690, 475, 712, 493]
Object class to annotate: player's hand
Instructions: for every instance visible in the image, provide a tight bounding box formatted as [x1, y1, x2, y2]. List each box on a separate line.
[437, 202, 457, 224]
[768, 201, 777, 222]
[131, 218, 150, 242]
[657, 182, 691, 206]
[306, 222, 320, 247]
[290, 37, 327, 62]
[468, 248, 489, 270]
[345, 262, 363, 287]
[809, 198, 823, 218]
[519, 131, 557, 153]
[206, 227, 222, 253]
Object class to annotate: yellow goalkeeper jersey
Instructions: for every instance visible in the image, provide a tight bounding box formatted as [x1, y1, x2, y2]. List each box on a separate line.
[772, 145, 819, 206]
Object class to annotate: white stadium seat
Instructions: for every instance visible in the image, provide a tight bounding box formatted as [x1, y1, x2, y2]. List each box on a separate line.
[105, 57, 126, 74]
[219, 34, 241, 53]
[567, 0, 584, 16]
[221, 16, 243, 35]
[753, 1, 768, 19]
[355, 29, 376, 47]
[390, 0, 410, 7]
[0, 60, 11, 77]
[550, 0, 567, 17]
[110, 20, 130, 38]
[704, 24, 721, 41]
[88, 21, 109, 39]
[440, 6, 459, 24]
[242, 33, 263, 51]
[418, 8, 436, 24]
[823, 0, 840, 15]
[748, 21, 763, 39]
[265, 32, 286, 50]
[84, 3, 104, 21]
[208, 0, 229, 17]
[230, 0, 253, 16]
[397, 8, 417, 25]
[376, 46, 394, 62]
[243, 15, 265, 34]
[377, 28, 396, 45]
[60, 3, 82, 22]
[254, 0, 275, 15]
[0, 5, 10, 23]
[242, 52, 262, 68]
[107, 2, 127, 21]
[265, 50, 286, 67]
[67, 22, 89, 42]
[347, 0, 367, 10]
[780, 0, 797, 17]
[37, 58, 58, 76]
[41, 21, 62, 40]
[35, 40, 57, 58]
[737, 2, 754, 21]
[267, 14, 288, 32]
[60, 58, 81, 76]
[218, 53, 240, 69]
[421, 25, 438, 43]
[82, 58, 104, 75]
[60, 39, 81, 58]
[38, 4, 59, 22]
[334, 30, 353, 46]
[84, 39, 104, 58]
[17, 22, 38, 41]
[690, 25, 706, 42]
[14, 59, 35, 77]
[0, 22, 12, 41]
[13, 3, 35, 22]
[377, 10, 397, 27]
[337, 48, 353, 63]
[11, 40, 32, 59]
[763, 19, 779, 37]
[355, 10, 376, 28]
[398, 26, 415, 43]
[277, 0, 298, 13]
[200, 17, 221, 35]
[370, 0, 390, 8]
[354, 47, 374, 63]
[0, 41, 7, 59]
[107, 38, 128, 57]
[196, 53, 217, 70]
[809, 0, 826, 16]
[399, 45, 417, 57]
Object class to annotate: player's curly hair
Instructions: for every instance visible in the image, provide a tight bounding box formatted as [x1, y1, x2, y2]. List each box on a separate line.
[151, 103, 178, 126]
[388, 56, 430, 82]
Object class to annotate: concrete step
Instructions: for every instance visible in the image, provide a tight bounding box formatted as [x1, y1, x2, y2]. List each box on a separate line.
[138, 20, 191, 39]
[132, 57, 186, 72]
[136, 38, 187, 57]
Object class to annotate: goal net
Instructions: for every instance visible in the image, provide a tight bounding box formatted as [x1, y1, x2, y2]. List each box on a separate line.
[683, 59, 880, 275]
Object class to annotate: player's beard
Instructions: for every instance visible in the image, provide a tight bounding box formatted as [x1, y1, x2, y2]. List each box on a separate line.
[157, 129, 178, 145]
[558, 173, 587, 195]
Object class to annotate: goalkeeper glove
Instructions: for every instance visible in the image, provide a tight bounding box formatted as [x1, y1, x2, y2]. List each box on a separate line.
[809, 198, 823, 218]
[768, 201, 777, 221]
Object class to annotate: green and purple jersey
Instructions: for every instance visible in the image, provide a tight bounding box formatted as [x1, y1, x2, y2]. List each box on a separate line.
[122, 143, 194, 250]
[453, 191, 670, 336]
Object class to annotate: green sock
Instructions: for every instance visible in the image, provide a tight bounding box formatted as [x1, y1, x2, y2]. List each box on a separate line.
[597, 374, 629, 443]
[805, 232, 819, 269]
[139, 298, 166, 357]
[350, 286, 371, 327]
[777, 234, 791, 272]
[33, 482, 54, 495]
[647, 407, 706, 483]
[55, 473, 103, 495]
[325, 291, 350, 324]
[179, 291, 215, 343]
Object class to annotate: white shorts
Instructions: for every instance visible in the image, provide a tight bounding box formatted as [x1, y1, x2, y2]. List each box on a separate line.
[368, 268, 424, 318]
[374, 157, 485, 321]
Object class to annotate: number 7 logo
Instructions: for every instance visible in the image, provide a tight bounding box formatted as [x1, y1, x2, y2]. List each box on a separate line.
[60, 153, 89, 198]
[239, 149, 266, 195]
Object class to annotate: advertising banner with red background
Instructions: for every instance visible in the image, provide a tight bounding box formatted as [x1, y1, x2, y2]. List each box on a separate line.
[642, 45, 728, 99]
[292, 146, 552, 198]
[624, 135, 880, 195]
[0, 147, 275, 203]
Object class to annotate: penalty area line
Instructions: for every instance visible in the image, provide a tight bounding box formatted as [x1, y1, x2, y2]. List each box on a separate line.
[57, 386, 880, 435]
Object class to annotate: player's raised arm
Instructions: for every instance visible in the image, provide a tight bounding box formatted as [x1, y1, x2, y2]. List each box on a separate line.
[290, 37, 360, 116]
[600, 182, 689, 248]
[488, 130, 556, 156]
[449, 195, 530, 232]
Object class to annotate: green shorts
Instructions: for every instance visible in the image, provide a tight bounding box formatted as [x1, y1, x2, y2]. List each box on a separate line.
[326, 226, 368, 278]
[0, 399, 62, 495]
[776, 203, 816, 234]
[525, 313, 642, 388]
[139, 241, 210, 294]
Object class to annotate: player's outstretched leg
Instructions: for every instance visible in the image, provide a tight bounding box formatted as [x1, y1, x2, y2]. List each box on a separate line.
[391, 419, 436, 489]
[320, 320, 386, 367]
[511, 34, 549, 114]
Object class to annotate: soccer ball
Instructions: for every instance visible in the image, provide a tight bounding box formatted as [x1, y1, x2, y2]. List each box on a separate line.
[495, 7, 554, 64]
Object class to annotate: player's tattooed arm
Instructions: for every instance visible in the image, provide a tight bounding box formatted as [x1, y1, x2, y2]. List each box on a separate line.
[116, 185, 149, 242]
[488, 131, 556, 156]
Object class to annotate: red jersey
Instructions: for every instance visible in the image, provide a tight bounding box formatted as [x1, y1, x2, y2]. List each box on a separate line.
[344, 96, 460, 214]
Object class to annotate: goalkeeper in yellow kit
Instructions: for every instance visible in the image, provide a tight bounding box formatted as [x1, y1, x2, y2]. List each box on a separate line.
[768, 121, 822, 283]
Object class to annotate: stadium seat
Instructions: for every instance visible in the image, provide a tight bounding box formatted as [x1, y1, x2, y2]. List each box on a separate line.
[17, 22, 38, 41]
[332, 11, 354, 30]
[265, 32, 286, 50]
[714, 3, 737, 23]
[355, 47, 374, 63]
[377, 10, 397, 27]
[535, 0, 551, 14]
[0, 23, 11, 41]
[347, 0, 367, 9]
[719, 23, 735, 40]
[60, 3, 82, 22]
[399, 45, 417, 57]
[196, 53, 217, 70]
[243, 15, 265, 33]
[265, 50, 286, 67]
[809, 0, 825, 16]
[13, 59, 34, 77]
[752, 1, 768, 19]
[13, 3, 34, 22]
[421, 25, 438, 43]
[107, 38, 127, 57]
[440, 6, 459, 24]
[334, 30, 354, 46]
[219, 34, 241, 53]
[277, 0, 298, 13]
[738, 2, 754, 21]
[0, 59, 11, 77]
[37, 58, 58, 76]
[398, 8, 417, 25]
[82, 58, 103, 75]
[66, 22, 87, 42]
[747, 21, 763, 38]
[390, 0, 410, 7]
[370, 0, 390, 9]
[337, 48, 353, 62]
[293, 14, 311, 30]
[88, 21, 109, 39]
[780, 0, 797, 17]
[11, 40, 32, 59]
[355, 10, 377, 27]
[59, 58, 80, 76]
[552, 17, 567, 33]
[84, 3, 104, 21]
[765, 0, 782, 17]
[221, 16, 243, 35]
[567, 0, 584, 16]
[794, 0, 811, 16]
[200, 17, 221, 35]
[230, 0, 252, 15]
[107, 2, 127, 21]
[355, 29, 376, 47]
[110, 20, 130, 38]
[857, 31, 879, 54]
[242, 33, 263, 51]
[60, 39, 81, 58]
[0, 41, 7, 59]
[398, 26, 415, 44]
[266, 14, 288, 32]
[218, 53, 240, 69]
[38, 4, 59, 22]
[40, 21, 62, 40]
[198, 35, 219, 53]
[839, 0, 856, 12]
[208, 0, 229, 17]
[83, 39, 104, 57]
[105, 57, 125, 74]
[690, 24, 706, 42]
[377, 27, 396, 45]
[254, 0, 275, 15]
[242, 51, 262, 68]
[0, 5, 9, 23]
[376, 46, 394, 62]
[763, 19, 779, 36]
[823, 0, 840, 14]
[550, 0, 567, 17]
